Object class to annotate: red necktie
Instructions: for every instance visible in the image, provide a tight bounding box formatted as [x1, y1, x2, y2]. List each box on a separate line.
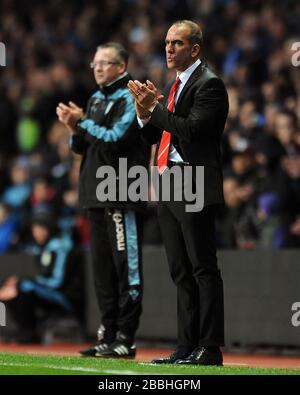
[156, 76, 181, 174]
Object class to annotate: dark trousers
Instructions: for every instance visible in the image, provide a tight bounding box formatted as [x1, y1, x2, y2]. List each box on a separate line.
[157, 198, 224, 347]
[88, 207, 143, 342]
[5, 292, 67, 337]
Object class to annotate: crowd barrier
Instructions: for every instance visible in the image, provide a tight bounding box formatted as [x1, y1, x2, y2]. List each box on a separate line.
[1, 248, 300, 349]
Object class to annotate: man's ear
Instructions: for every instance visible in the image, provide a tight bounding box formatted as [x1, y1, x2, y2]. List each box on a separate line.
[191, 44, 201, 59]
[119, 62, 127, 74]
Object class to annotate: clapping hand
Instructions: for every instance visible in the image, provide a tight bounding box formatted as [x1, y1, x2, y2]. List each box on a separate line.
[56, 101, 84, 132]
[127, 79, 164, 118]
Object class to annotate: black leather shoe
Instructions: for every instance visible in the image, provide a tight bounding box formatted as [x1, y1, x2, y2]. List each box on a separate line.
[97, 333, 136, 358]
[151, 347, 194, 364]
[79, 339, 111, 357]
[175, 347, 223, 366]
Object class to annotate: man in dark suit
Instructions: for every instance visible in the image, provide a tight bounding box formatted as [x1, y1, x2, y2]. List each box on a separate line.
[128, 20, 228, 365]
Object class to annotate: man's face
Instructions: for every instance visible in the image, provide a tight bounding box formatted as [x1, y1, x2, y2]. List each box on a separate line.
[275, 113, 295, 145]
[165, 25, 200, 72]
[92, 47, 126, 86]
[32, 224, 49, 245]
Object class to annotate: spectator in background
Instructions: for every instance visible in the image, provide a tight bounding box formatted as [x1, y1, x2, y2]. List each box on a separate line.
[274, 109, 299, 157]
[256, 191, 283, 248]
[1, 157, 31, 211]
[29, 178, 57, 216]
[57, 42, 148, 359]
[0, 203, 18, 253]
[0, 213, 84, 343]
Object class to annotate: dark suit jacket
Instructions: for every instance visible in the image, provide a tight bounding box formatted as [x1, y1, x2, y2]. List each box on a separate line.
[141, 61, 229, 206]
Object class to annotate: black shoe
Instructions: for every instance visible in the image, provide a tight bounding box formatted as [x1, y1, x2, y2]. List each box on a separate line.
[151, 347, 194, 364]
[97, 333, 136, 358]
[175, 346, 223, 366]
[79, 339, 111, 357]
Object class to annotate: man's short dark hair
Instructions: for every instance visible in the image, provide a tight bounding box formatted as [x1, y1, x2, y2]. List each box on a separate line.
[172, 20, 203, 47]
[31, 212, 57, 234]
[277, 108, 298, 126]
[96, 42, 129, 65]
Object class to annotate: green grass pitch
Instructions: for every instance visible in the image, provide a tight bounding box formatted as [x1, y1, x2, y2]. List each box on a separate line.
[0, 352, 299, 375]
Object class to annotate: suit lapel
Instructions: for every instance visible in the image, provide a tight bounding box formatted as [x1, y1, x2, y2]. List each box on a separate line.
[175, 62, 207, 110]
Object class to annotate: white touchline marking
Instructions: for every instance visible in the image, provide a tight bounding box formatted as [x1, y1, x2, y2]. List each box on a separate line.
[102, 370, 141, 375]
[0, 362, 140, 375]
[0, 362, 100, 373]
[4, 361, 289, 373]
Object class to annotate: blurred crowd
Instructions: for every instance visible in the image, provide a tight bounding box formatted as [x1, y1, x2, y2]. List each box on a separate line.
[0, 0, 300, 251]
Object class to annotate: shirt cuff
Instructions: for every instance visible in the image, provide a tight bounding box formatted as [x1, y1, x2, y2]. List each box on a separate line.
[137, 116, 151, 128]
[148, 101, 158, 113]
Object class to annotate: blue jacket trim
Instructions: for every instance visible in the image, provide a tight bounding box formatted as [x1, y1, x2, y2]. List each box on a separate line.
[124, 210, 140, 287]
[35, 236, 72, 289]
[79, 89, 135, 142]
[19, 279, 72, 310]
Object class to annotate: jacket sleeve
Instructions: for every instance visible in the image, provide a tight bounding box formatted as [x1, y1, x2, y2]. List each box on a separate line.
[140, 123, 162, 146]
[76, 90, 137, 144]
[149, 78, 228, 143]
[69, 131, 89, 155]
